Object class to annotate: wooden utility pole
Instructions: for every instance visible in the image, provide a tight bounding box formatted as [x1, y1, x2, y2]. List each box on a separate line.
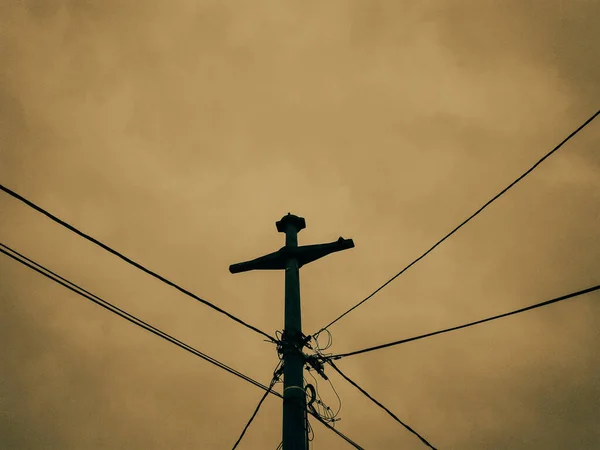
[229, 213, 354, 450]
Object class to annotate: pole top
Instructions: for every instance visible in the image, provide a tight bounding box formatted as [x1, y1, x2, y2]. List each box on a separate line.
[276, 213, 306, 233]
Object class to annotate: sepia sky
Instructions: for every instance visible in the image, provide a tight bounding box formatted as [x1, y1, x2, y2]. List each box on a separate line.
[1, 1, 599, 448]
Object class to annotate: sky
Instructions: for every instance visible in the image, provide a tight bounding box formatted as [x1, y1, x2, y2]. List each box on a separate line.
[1, 0, 599, 448]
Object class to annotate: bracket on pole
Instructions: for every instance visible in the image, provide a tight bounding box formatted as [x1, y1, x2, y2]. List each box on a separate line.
[229, 236, 354, 274]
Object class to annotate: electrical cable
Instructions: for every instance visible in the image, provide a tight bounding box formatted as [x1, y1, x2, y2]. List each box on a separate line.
[307, 367, 342, 423]
[315, 328, 333, 353]
[0, 242, 275, 394]
[329, 283, 600, 360]
[0, 183, 276, 343]
[326, 375, 343, 420]
[0, 242, 365, 449]
[329, 361, 437, 450]
[310, 409, 365, 449]
[232, 362, 283, 449]
[315, 109, 600, 334]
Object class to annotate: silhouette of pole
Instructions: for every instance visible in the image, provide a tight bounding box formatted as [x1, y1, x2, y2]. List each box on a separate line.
[279, 214, 307, 450]
[229, 213, 354, 450]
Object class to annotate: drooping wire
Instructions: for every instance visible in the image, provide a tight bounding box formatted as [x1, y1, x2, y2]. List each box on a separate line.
[0, 183, 276, 343]
[0, 243, 366, 449]
[314, 109, 600, 335]
[310, 413, 365, 449]
[232, 362, 284, 449]
[305, 368, 341, 424]
[328, 283, 600, 360]
[307, 416, 314, 444]
[315, 328, 333, 352]
[325, 375, 343, 419]
[329, 360, 437, 450]
[0, 242, 274, 392]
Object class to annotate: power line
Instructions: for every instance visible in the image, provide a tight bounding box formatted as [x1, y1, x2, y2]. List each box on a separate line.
[0, 242, 365, 449]
[310, 413, 365, 450]
[0, 242, 273, 393]
[232, 363, 283, 449]
[315, 109, 600, 334]
[0, 183, 276, 343]
[329, 361, 437, 450]
[329, 284, 600, 360]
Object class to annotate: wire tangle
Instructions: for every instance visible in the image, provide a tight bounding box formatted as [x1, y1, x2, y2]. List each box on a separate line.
[305, 367, 342, 426]
[314, 328, 333, 352]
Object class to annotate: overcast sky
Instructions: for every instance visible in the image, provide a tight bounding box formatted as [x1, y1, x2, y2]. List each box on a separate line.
[1, 1, 599, 449]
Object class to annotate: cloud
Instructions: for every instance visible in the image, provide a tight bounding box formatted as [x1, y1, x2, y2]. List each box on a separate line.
[1, 1, 598, 448]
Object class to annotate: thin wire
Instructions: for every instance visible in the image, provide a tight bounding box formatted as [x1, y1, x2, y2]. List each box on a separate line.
[232, 362, 283, 449]
[329, 361, 437, 450]
[0, 183, 276, 343]
[305, 372, 336, 424]
[315, 329, 333, 352]
[0, 242, 275, 394]
[316, 109, 600, 333]
[310, 412, 365, 449]
[330, 283, 600, 360]
[307, 416, 314, 443]
[325, 375, 343, 419]
[0, 243, 365, 449]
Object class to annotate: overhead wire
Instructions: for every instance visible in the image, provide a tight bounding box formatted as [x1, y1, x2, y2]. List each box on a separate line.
[0, 183, 276, 343]
[232, 362, 283, 449]
[328, 283, 600, 360]
[315, 109, 600, 335]
[329, 361, 437, 450]
[305, 371, 338, 425]
[0, 242, 273, 391]
[0, 242, 365, 449]
[306, 366, 342, 424]
[310, 413, 365, 450]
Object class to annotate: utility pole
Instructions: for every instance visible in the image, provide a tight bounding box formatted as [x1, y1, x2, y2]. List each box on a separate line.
[229, 213, 354, 450]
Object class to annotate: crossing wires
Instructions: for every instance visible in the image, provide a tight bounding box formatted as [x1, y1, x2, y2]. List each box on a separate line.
[0, 241, 366, 449]
[314, 109, 600, 336]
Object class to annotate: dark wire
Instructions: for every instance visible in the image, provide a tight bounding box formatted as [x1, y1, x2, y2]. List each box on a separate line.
[307, 416, 314, 443]
[325, 375, 343, 420]
[310, 411, 365, 449]
[315, 109, 600, 334]
[315, 328, 333, 353]
[232, 363, 283, 449]
[329, 283, 600, 360]
[0, 243, 365, 449]
[0, 183, 276, 343]
[329, 361, 437, 450]
[306, 367, 342, 423]
[0, 242, 275, 394]
[306, 371, 326, 420]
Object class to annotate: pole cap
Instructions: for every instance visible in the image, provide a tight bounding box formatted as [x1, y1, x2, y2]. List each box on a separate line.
[276, 213, 306, 233]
